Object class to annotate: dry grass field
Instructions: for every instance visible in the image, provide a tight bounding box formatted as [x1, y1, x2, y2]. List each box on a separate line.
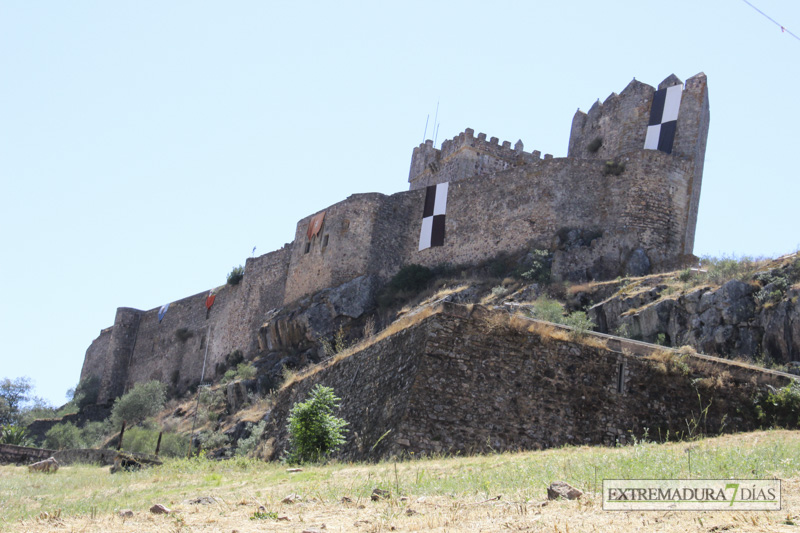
[2, 430, 799, 532]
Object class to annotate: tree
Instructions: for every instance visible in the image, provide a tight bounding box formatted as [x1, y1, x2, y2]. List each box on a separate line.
[0, 377, 33, 426]
[110, 380, 167, 428]
[286, 385, 348, 464]
[44, 422, 84, 450]
[70, 376, 101, 409]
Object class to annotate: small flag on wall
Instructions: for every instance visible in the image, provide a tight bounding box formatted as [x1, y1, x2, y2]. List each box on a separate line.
[158, 303, 170, 323]
[205, 291, 216, 310]
[307, 211, 326, 240]
[644, 84, 682, 154]
[419, 182, 448, 251]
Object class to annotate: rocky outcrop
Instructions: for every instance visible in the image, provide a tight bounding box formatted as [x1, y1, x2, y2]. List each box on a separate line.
[589, 264, 800, 363]
[258, 274, 379, 354]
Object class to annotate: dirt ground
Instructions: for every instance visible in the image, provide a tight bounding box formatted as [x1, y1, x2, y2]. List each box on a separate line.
[11, 478, 799, 533]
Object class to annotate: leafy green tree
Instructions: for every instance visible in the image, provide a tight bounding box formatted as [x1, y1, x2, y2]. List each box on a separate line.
[110, 380, 167, 428]
[0, 377, 33, 426]
[70, 376, 101, 409]
[286, 385, 348, 464]
[44, 422, 84, 450]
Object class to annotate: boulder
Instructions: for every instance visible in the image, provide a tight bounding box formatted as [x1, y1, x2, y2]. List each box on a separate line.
[547, 481, 583, 500]
[149, 503, 171, 514]
[27, 457, 59, 473]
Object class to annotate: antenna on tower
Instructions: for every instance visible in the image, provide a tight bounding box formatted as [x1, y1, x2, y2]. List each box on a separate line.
[432, 100, 440, 147]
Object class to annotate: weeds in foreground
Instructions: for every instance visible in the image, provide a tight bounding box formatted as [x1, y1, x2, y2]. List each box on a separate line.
[2, 430, 799, 529]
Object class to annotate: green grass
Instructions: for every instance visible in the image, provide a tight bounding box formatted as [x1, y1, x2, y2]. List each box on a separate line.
[1, 430, 799, 529]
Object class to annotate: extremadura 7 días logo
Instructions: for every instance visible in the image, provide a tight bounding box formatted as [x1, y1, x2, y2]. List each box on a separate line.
[603, 479, 781, 511]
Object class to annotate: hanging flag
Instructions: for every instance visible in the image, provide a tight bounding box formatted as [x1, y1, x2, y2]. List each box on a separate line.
[643, 84, 682, 154]
[205, 291, 216, 310]
[307, 211, 326, 240]
[158, 303, 170, 323]
[419, 182, 448, 250]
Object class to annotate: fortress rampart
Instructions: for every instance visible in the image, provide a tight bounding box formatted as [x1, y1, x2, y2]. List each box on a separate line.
[82, 73, 710, 404]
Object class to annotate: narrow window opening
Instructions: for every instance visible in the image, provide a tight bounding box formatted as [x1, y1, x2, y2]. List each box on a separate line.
[322, 234, 329, 247]
[617, 363, 625, 394]
[304, 242, 311, 254]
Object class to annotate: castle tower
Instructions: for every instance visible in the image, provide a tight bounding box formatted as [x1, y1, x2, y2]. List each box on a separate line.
[96, 307, 142, 404]
[568, 73, 709, 255]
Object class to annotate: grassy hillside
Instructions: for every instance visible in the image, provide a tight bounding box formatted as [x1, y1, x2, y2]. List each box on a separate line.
[2, 430, 799, 532]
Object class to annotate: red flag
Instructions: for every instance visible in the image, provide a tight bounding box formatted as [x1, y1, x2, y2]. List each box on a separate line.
[306, 211, 326, 240]
[205, 293, 216, 310]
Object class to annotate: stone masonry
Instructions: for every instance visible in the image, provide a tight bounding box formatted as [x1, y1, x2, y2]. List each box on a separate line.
[82, 73, 710, 405]
[259, 303, 789, 461]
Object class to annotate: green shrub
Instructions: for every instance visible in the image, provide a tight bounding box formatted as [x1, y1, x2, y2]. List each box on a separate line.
[389, 264, 434, 293]
[756, 383, 800, 428]
[321, 326, 350, 357]
[72, 376, 101, 409]
[528, 297, 565, 323]
[110, 381, 167, 428]
[285, 385, 348, 464]
[44, 422, 84, 450]
[754, 271, 790, 305]
[377, 264, 434, 308]
[120, 426, 189, 457]
[614, 323, 632, 339]
[486, 253, 516, 278]
[227, 265, 244, 286]
[198, 387, 226, 410]
[80, 421, 109, 448]
[491, 285, 511, 297]
[602, 160, 625, 176]
[236, 421, 266, 456]
[561, 311, 595, 336]
[216, 350, 244, 377]
[199, 429, 230, 451]
[699, 255, 760, 286]
[520, 249, 552, 284]
[0, 425, 33, 446]
[222, 363, 257, 384]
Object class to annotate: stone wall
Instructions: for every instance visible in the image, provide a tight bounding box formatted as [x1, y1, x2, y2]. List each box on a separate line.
[0, 444, 135, 466]
[261, 313, 431, 461]
[283, 194, 386, 304]
[82, 73, 710, 404]
[260, 303, 790, 461]
[402, 151, 694, 280]
[408, 129, 550, 191]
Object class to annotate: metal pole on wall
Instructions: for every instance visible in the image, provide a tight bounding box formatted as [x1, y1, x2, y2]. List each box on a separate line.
[188, 325, 212, 457]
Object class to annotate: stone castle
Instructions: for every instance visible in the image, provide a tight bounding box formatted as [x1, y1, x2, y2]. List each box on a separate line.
[81, 73, 710, 405]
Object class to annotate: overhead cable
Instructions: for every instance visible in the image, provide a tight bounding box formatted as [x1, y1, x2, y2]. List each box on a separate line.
[741, 0, 800, 43]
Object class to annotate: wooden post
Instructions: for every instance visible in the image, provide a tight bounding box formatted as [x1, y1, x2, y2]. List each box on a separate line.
[117, 421, 126, 451]
[155, 432, 163, 456]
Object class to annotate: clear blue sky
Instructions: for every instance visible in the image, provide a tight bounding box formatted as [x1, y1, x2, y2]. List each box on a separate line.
[1, 1, 798, 406]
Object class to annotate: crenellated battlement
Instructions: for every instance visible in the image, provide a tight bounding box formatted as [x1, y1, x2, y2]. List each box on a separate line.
[408, 128, 552, 190]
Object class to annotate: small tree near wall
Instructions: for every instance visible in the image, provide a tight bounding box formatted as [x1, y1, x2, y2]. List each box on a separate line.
[285, 385, 348, 464]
